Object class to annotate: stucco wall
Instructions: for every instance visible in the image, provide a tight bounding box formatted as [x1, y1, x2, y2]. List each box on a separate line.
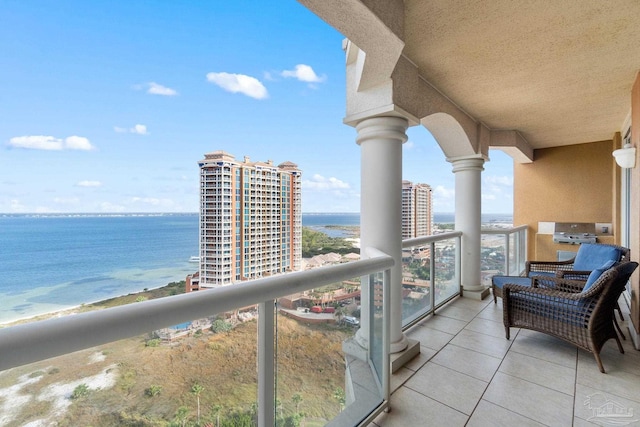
[513, 140, 617, 261]
[630, 73, 640, 335]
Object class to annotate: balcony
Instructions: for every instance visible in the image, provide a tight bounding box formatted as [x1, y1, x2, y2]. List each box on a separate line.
[5, 226, 636, 426]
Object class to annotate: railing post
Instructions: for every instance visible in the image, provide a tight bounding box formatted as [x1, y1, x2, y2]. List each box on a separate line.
[456, 235, 462, 296]
[258, 300, 275, 427]
[504, 232, 511, 275]
[382, 267, 391, 405]
[430, 242, 436, 312]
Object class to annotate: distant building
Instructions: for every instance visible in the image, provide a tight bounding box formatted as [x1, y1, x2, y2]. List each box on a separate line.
[193, 151, 302, 289]
[402, 181, 433, 239]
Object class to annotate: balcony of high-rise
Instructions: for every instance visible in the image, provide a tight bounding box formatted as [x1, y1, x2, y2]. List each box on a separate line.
[2, 1, 640, 426]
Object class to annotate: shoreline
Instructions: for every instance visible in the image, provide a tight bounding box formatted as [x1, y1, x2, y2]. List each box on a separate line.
[0, 280, 185, 328]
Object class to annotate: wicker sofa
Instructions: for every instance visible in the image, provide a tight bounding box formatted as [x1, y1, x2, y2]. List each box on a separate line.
[503, 261, 638, 373]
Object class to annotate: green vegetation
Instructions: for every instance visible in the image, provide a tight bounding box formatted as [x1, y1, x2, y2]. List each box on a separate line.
[145, 338, 161, 348]
[4, 315, 349, 426]
[70, 384, 90, 400]
[211, 319, 233, 334]
[301, 227, 358, 258]
[146, 385, 163, 397]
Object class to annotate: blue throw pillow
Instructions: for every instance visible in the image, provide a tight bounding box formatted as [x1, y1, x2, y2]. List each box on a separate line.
[583, 259, 617, 291]
[573, 244, 621, 270]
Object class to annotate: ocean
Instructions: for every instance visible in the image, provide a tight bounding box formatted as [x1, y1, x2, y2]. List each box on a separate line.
[0, 214, 199, 324]
[0, 212, 511, 324]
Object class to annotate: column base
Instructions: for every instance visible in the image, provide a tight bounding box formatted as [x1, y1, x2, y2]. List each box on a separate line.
[390, 339, 420, 373]
[462, 287, 490, 300]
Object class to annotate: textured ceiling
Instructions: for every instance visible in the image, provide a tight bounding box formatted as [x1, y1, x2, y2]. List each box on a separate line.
[403, 0, 640, 148]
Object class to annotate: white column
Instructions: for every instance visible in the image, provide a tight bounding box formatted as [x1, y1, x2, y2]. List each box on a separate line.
[355, 116, 409, 353]
[450, 155, 489, 299]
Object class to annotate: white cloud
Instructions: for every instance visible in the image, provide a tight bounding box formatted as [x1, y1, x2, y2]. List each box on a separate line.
[8, 135, 95, 151]
[281, 64, 326, 83]
[432, 185, 455, 211]
[53, 196, 80, 205]
[9, 199, 26, 212]
[64, 136, 94, 151]
[77, 180, 102, 188]
[99, 202, 126, 213]
[403, 141, 415, 150]
[433, 185, 454, 199]
[303, 174, 350, 190]
[131, 124, 147, 135]
[147, 82, 178, 96]
[484, 175, 513, 186]
[130, 196, 176, 208]
[114, 124, 148, 135]
[206, 72, 268, 100]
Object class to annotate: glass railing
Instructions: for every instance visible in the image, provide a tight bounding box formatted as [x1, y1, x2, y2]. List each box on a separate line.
[400, 226, 527, 329]
[0, 249, 394, 427]
[480, 225, 527, 282]
[401, 232, 462, 328]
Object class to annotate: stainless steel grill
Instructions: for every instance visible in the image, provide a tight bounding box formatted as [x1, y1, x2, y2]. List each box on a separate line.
[552, 222, 597, 245]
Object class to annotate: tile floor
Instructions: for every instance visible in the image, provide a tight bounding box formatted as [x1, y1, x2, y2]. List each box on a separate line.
[372, 296, 640, 427]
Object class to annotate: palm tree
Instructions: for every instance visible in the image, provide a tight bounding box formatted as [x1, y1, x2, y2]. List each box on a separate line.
[174, 406, 189, 427]
[191, 383, 205, 424]
[211, 404, 222, 427]
[292, 393, 302, 414]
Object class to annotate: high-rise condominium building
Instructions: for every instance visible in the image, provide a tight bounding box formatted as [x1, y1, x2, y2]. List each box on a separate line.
[402, 180, 433, 239]
[198, 151, 302, 287]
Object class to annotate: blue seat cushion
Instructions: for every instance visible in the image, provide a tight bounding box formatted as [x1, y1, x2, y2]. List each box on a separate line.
[583, 259, 617, 291]
[492, 276, 532, 291]
[573, 244, 621, 271]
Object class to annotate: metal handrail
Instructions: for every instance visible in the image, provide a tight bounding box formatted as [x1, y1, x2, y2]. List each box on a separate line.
[0, 250, 394, 372]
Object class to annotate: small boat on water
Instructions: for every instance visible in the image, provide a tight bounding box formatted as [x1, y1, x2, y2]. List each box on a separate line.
[188, 256, 200, 263]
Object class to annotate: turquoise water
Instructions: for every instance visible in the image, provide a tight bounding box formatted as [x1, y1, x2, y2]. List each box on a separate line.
[0, 214, 199, 324]
[0, 212, 511, 324]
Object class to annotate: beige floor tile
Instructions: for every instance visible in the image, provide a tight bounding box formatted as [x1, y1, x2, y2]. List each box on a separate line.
[574, 383, 640, 426]
[406, 325, 454, 351]
[405, 362, 488, 415]
[465, 317, 508, 339]
[483, 372, 574, 426]
[373, 386, 468, 427]
[403, 346, 436, 372]
[435, 304, 480, 322]
[509, 329, 577, 369]
[498, 351, 576, 395]
[421, 314, 468, 335]
[466, 400, 546, 427]
[449, 329, 513, 359]
[577, 352, 640, 404]
[431, 343, 501, 382]
[389, 366, 414, 393]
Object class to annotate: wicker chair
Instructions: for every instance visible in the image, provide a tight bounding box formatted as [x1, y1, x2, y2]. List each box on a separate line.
[525, 243, 630, 276]
[493, 243, 630, 304]
[503, 261, 638, 373]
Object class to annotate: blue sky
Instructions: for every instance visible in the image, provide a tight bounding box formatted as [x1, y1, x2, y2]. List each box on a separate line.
[0, 1, 513, 214]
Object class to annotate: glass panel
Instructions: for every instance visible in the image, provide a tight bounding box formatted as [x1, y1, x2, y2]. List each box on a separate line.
[401, 244, 433, 323]
[369, 272, 384, 383]
[508, 232, 517, 275]
[481, 232, 507, 278]
[0, 314, 257, 426]
[274, 273, 382, 426]
[434, 239, 459, 306]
